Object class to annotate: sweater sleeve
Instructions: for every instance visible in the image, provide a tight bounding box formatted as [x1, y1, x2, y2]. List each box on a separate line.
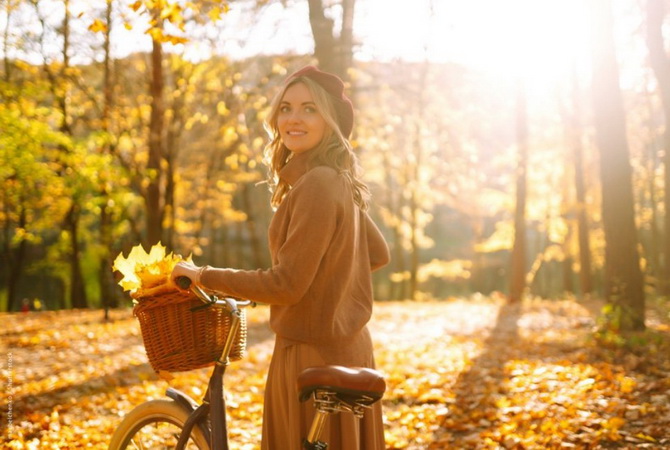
[365, 212, 390, 271]
[200, 168, 341, 305]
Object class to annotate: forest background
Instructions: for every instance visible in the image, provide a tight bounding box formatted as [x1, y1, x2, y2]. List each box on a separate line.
[1, 0, 669, 334]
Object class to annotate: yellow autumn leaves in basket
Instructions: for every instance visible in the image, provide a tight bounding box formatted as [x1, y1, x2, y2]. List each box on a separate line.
[113, 242, 189, 300]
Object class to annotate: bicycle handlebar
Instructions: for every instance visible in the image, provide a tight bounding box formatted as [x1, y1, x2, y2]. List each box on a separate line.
[175, 275, 192, 290]
[176, 276, 255, 311]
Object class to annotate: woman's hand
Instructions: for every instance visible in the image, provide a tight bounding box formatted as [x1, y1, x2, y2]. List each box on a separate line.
[171, 261, 202, 289]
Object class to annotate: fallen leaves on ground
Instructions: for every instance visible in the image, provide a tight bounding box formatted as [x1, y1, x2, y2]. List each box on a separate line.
[2, 296, 669, 449]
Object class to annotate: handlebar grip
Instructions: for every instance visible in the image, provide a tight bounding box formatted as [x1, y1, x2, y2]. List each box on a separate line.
[176, 276, 192, 290]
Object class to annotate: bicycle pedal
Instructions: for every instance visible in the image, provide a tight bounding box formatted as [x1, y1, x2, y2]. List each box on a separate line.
[303, 439, 328, 450]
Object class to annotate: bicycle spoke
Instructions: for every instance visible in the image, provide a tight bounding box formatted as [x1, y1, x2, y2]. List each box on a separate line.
[124, 418, 200, 449]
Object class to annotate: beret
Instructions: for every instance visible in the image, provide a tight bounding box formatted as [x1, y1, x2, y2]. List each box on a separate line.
[285, 65, 354, 138]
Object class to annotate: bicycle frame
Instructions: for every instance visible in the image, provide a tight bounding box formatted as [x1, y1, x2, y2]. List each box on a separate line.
[170, 284, 249, 450]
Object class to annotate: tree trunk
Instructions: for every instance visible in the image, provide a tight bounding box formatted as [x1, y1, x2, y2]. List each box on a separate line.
[509, 81, 528, 303]
[643, 84, 662, 284]
[591, 0, 645, 330]
[67, 204, 88, 309]
[407, 153, 420, 300]
[568, 66, 593, 297]
[164, 106, 179, 252]
[646, 0, 670, 296]
[240, 183, 265, 268]
[561, 174, 575, 295]
[306, 0, 354, 81]
[2, 0, 13, 82]
[380, 143, 406, 300]
[99, 0, 117, 318]
[146, 19, 165, 247]
[59, 0, 87, 309]
[8, 202, 27, 311]
[307, 0, 338, 74]
[340, 0, 355, 77]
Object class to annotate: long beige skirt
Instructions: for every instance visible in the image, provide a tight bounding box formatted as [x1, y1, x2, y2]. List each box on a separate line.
[260, 329, 386, 450]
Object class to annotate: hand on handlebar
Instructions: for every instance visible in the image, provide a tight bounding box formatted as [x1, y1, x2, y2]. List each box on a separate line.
[171, 261, 202, 290]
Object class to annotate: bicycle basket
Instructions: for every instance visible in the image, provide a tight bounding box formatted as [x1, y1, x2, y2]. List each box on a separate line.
[133, 285, 247, 373]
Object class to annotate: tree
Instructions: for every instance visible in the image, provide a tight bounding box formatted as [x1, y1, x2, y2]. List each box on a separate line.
[509, 80, 528, 303]
[646, 0, 670, 295]
[128, 0, 231, 248]
[31, 0, 89, 308]
[559, 66, 593, 297]
[590, 0, 645, 331]
[0, 105, 71, 310]
[306, 0, 355, 80]
[97, 0, 121, 317]
[570, 70, 594, 298]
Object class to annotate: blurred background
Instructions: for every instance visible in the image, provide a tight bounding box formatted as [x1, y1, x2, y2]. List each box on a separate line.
[0, 0, 664, 322]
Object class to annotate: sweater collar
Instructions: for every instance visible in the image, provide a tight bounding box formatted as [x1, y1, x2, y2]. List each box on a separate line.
[278, 151, 313, 186]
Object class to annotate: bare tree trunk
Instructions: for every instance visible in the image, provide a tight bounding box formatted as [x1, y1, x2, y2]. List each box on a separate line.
[568, 67, 593, 297]
[8, 201, 27, 311]
[380, 144, 406, 300]
[67, 204, 88, 309]
[2, 0, 13, 82]
[307, 0, 336, 73]
[99, 0, 117, 319]
[509, 80, 528, 303]
[643, 84, 662, 283]
[560, 162, 575, 295]
[45, 0, 87, 308]
[306, 0, 354, 81]
[406, 62, 432, 301]
[164, 79, 183, 252]
[146, 11, 165, 246]
[591, 0, 645, 331]
[240, 183, 265, 268]
[340, 0, 355, 76]
[32, 0, 87, 309]
[407, 149, 420, 300]
[646, 0, 670, 296]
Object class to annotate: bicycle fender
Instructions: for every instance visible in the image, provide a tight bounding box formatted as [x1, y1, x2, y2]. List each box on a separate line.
[166, 387, 199, 411]
[166, 387, 212, 445]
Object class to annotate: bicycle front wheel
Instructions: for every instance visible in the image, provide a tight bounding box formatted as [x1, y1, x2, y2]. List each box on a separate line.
[109, 399, 210, 450]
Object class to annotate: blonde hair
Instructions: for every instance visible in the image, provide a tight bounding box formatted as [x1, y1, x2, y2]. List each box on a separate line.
[263, 77, 370, 210]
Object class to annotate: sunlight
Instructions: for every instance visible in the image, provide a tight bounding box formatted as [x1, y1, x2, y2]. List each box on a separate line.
[356, 0, 591, 94]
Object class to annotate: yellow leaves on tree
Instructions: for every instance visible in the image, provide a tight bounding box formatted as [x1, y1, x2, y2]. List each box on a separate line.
[88, 19, 107, 33]
[112, 242, 188, 298]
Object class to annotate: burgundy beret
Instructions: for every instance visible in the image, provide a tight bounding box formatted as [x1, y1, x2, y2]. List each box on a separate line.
[285, 65, 354, 138]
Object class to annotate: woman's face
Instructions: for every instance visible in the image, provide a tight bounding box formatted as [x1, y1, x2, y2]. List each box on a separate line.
[277, 82, 327, 154]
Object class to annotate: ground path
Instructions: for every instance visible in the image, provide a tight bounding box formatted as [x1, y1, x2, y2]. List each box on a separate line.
[1, 296, 669, 448]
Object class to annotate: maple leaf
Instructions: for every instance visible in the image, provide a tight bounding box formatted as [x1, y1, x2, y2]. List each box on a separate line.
[112, 242, 189, 298]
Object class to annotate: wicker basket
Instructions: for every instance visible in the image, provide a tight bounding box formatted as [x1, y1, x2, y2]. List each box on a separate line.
[133, 284, 247, 373]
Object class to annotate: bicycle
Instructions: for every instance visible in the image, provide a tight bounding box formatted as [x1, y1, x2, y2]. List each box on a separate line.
[108, 279, 386, 450]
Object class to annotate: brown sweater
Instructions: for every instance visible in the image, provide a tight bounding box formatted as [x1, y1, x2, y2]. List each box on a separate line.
[200, 151, 390, 345]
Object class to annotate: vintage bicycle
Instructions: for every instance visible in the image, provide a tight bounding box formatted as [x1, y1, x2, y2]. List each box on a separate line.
[108, 278, 386, 450]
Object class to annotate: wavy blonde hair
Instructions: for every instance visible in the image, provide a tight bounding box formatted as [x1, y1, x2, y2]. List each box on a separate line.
[263, 76, 370, 210]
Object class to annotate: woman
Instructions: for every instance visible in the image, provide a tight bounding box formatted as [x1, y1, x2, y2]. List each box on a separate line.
[172, 65, 390, 449]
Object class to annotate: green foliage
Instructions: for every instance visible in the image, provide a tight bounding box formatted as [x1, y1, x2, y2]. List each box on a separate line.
[0, 102, 73, 245]
[594, 303, 628, 348]
[594, 302, 667, 352]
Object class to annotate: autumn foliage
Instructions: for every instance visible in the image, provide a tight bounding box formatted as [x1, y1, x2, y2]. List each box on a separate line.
[112, 243, 187, 299]
[2, 297, 669, 449]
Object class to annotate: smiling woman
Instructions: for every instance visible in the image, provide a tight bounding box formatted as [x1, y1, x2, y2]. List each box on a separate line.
[277, 82, 328, 155]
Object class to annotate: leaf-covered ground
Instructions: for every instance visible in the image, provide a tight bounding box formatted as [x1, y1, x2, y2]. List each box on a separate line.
[2, 296, 669, 449]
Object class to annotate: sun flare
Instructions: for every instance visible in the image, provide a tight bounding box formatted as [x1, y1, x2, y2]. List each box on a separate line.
[356, 0, 591, 90]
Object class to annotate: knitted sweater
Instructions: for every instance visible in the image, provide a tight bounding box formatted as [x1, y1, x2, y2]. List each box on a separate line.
[199, 151, 390, 345]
